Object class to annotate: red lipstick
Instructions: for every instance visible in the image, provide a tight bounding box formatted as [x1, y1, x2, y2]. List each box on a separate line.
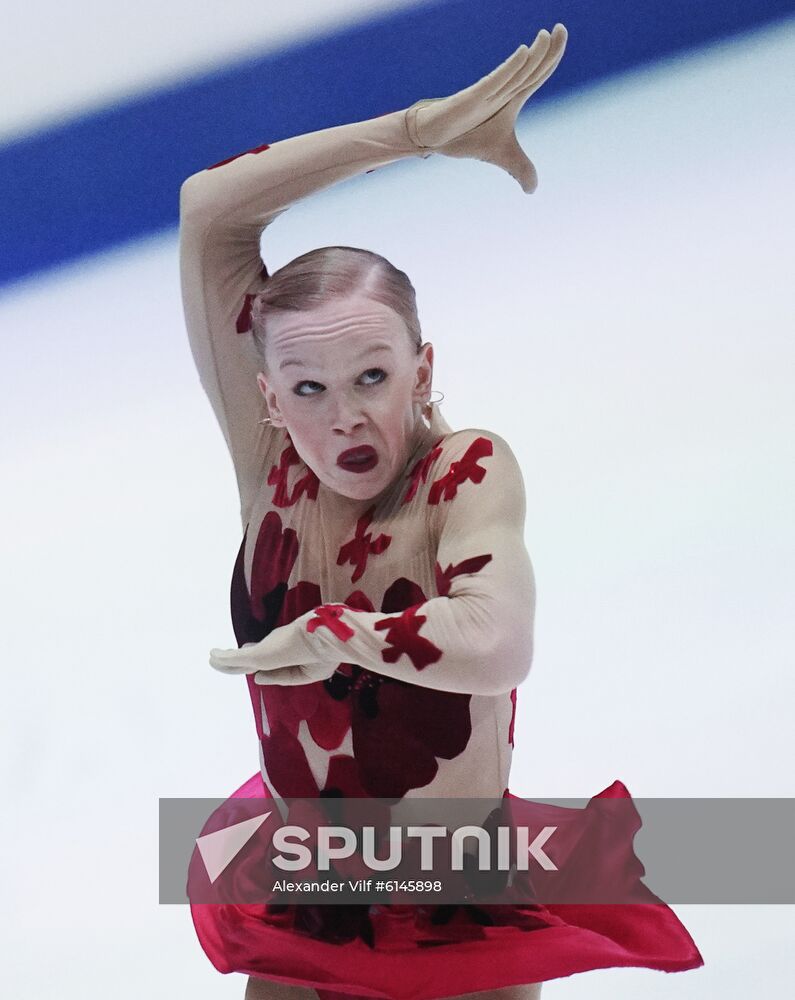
[336, 445, 378, 473]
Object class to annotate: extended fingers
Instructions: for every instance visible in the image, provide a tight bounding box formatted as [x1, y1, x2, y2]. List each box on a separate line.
[254, 667, 300, 685]
[501, 23, 568, 105]
[254, 665, 334, 685]
[524, 23, 568, 91]
[491, 28, 553, 103]
[209, 647, 257, 674]
[463, 41, 531, 106]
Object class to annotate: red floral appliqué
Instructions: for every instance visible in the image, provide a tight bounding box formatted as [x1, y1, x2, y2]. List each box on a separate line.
[235, 265, 270, 335]
[206, 142, 271, 171]
[230, 512, 303, 644]
[428, 435, 493, 504]
[336, 505, 392, 583]
[435, 554, 493, 596]
[306, 604, 355, 642]
[322, 581, 472, 799]
[373, 603, 442, 670]
[227, 479, 494, 805]
[401, 436, 445, 505]
[235, 293, 255, 333]
[267, 439, 319, 508]
[230, 512, 355, 796]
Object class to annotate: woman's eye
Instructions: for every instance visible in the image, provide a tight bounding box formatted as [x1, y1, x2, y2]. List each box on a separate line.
[360, 368, 387, 385]
[294, 380, 324, 397]
[293, 369, 387, 397]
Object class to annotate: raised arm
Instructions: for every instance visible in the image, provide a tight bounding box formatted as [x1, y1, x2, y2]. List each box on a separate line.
[180, 23, 567, 526]
[178, 108, 430, 525]
[210, 430, 536, 696]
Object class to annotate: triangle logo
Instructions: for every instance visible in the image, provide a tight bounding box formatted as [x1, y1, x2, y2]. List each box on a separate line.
[196, 810, 273, 883]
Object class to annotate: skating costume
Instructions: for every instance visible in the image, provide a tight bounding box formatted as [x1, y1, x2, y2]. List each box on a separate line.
[179, 105, 703, 999]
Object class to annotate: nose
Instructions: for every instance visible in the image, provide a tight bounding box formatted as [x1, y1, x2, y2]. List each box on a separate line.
[330, 394, 367, 435]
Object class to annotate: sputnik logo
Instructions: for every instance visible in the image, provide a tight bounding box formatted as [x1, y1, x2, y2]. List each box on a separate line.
[196, 810, 273, 883]
[196, 813, 559, 881]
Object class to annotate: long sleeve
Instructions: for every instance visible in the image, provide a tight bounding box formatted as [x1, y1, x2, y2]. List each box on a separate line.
[179, 107, 431, 525]
[242, 430, 536, 696]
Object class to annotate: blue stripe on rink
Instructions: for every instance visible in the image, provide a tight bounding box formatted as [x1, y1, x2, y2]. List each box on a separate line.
[2, 0, 793, 287]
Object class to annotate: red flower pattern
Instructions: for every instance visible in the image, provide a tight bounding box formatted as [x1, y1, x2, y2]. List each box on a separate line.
[336, 505, 392, 582]
[231, 516, 356, 789]
[226, 494, 512, 949]
[267, 439, 319, 508]
[401, 436, 445, 504]
[435, 554, 493, 596]
[373, 603, 443, 670]
[322, 581, 472, 799]
[229, 506, 487, 800]
[306, 604, 355, 642]
[428, 435, 493, 504]
[230, 511, 331, 749]
[235, 293, 255, 333]
[231, 512, 300, 644]
[206, 142, 271, 171]
[235, 265, 270, 335]
[228, 427, 515, 804]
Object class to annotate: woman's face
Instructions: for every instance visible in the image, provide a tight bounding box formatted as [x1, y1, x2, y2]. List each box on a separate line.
[256, 292, 434, 502]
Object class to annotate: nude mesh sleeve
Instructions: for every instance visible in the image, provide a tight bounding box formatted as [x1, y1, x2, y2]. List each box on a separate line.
[178, 107, 431, 525]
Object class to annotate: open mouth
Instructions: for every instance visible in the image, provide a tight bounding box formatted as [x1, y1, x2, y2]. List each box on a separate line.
[336, 445, 378, 473]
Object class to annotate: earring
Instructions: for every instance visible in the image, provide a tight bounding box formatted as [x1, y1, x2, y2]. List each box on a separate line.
[422, 389, 444, 420]
[423, 389, 444, 411]
[257, 416, 273, 425]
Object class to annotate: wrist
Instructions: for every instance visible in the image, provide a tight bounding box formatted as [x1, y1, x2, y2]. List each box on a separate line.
[405, 99, 442, 154]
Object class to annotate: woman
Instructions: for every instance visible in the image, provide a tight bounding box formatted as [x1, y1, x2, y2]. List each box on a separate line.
[180, 23, 703, 1000]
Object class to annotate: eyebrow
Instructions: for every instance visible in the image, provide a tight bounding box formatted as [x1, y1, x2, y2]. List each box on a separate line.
[279, 342, 395, 371]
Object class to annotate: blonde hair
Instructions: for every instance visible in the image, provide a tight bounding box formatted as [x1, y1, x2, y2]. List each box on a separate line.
[250, 246, 422, 371]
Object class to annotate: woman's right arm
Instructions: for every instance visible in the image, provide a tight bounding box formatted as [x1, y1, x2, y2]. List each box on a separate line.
[179, 108, 431, 527]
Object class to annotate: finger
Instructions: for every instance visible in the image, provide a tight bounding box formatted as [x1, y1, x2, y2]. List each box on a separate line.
[490, 28, 553, 104]
[501, 23, 568, 106]
[254, 667, 301, 686]
[501, 28, 566, 106]
[510, 151, 538, 195]
[460, 41, 531, 106]
[209, 648, 257, 674]
[490, 137, 538, 194]
[524, 23, 568, 90]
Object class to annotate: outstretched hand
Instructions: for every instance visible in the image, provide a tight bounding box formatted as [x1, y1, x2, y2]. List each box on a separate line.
[406, 23, 568, 192]
[209, 637, 340, 687]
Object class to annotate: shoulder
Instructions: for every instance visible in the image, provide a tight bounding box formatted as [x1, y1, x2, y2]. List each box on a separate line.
[423, 428, 524, 509]
[440, 427, 516, 459]
[436, 428, 522, 480]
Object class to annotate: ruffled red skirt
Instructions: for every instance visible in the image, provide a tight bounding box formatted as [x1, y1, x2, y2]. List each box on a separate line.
[188, 774, 703, 1000]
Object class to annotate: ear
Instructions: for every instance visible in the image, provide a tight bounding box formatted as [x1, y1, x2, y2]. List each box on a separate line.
[412, 342, 434, 401]
[256, 372, 286, 427]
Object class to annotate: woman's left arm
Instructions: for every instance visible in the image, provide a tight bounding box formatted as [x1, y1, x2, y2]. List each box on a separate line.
[211, 430, 536, 696]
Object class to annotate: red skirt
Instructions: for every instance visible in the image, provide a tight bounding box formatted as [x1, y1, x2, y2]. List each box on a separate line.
[188, 774, 703, 1000]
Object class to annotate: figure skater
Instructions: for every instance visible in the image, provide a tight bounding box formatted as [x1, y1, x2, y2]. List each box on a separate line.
[179, 22, 703, 1000]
